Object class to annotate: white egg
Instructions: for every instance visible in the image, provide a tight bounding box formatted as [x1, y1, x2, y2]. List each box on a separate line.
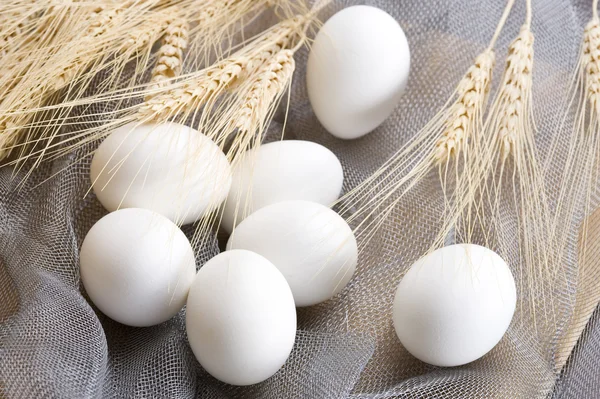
[79, 208, 196, 327]
[186, 250, 296, 386]
[222, 140, 344, 232]
[392, 244, 516, 367]
[90, 122, 231, 225]
[306, 5, 410, 139]
[227, 200, 357, 307]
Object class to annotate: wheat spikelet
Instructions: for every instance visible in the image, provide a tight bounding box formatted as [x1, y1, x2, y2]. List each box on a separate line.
[585, 19, 600, 113]
[434, 51, 495, 163]
[231, 49, 295, 140]
[145, 13, 189, 100]
[495, 27, 534, 161]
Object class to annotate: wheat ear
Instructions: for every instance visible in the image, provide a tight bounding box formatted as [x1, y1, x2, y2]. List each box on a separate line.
[137, 16, 303, 122]
[433, 52, 495, 163]
[334, 0, 517, 255]
[545, 5, 600, 359]
[551, 17, 600, 258]
[138, 57, 247, 122]
[224, 49, 296, 156]
[0, 3, 129, 162]
[481, 1, 561, 332]
[7, 13, 309, 179]
[1, 5, 180, 168]
[193, 49, 297, 247]
[145, 12, 189, 100]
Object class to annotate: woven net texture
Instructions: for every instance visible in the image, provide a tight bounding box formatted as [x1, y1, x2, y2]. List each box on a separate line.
[1, 0, 600, 397]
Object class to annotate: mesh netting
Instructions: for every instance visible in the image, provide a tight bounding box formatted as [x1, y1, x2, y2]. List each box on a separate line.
[1, 0, 600, 397]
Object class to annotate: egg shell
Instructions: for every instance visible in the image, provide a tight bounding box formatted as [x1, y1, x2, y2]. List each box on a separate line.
[186, 250, 296, 386]
[222, 140, 344, 232]
[306, 5, 410, 139]
[227, 200, 357, 307]
[392, 244, 516, 367]
[90, 122, 231, 225]
[79, 208, 196, 327]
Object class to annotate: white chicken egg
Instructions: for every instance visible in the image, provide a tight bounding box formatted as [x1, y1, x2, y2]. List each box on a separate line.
[306, 5, 410, 139]
[90, 122, 231, 225]
[79, 208, 196, 327]
[227, 200, 357, 307]
[221, 140, 344, 232]
[186, 250, 296, 386]
[392, 244, 516, 367]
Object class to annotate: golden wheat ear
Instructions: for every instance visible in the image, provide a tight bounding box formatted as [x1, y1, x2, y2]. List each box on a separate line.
[0, 1, 308, 167]
[191, 48, 298, 247]
[0, 2, 173, 162]
[544, 3, 600, 346]
[548, 6, 600, 263]
[479, 0, 565, 334]
[145, 13, 189, 101]
[335, 0, 517, 256]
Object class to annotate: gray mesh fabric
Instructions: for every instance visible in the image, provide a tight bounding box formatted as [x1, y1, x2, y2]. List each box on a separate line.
[1, 0, 599, 397]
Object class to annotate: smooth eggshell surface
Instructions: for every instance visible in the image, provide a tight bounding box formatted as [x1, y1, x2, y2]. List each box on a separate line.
[392, 244, 516, 367]
[80, 208, 196, 327]
[222, 140, 343, 232]
[90, 122, 231, 225]
[186, 250, 296, 386]
[307, 5, 410, 139]
[227, 200, 357, 307]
